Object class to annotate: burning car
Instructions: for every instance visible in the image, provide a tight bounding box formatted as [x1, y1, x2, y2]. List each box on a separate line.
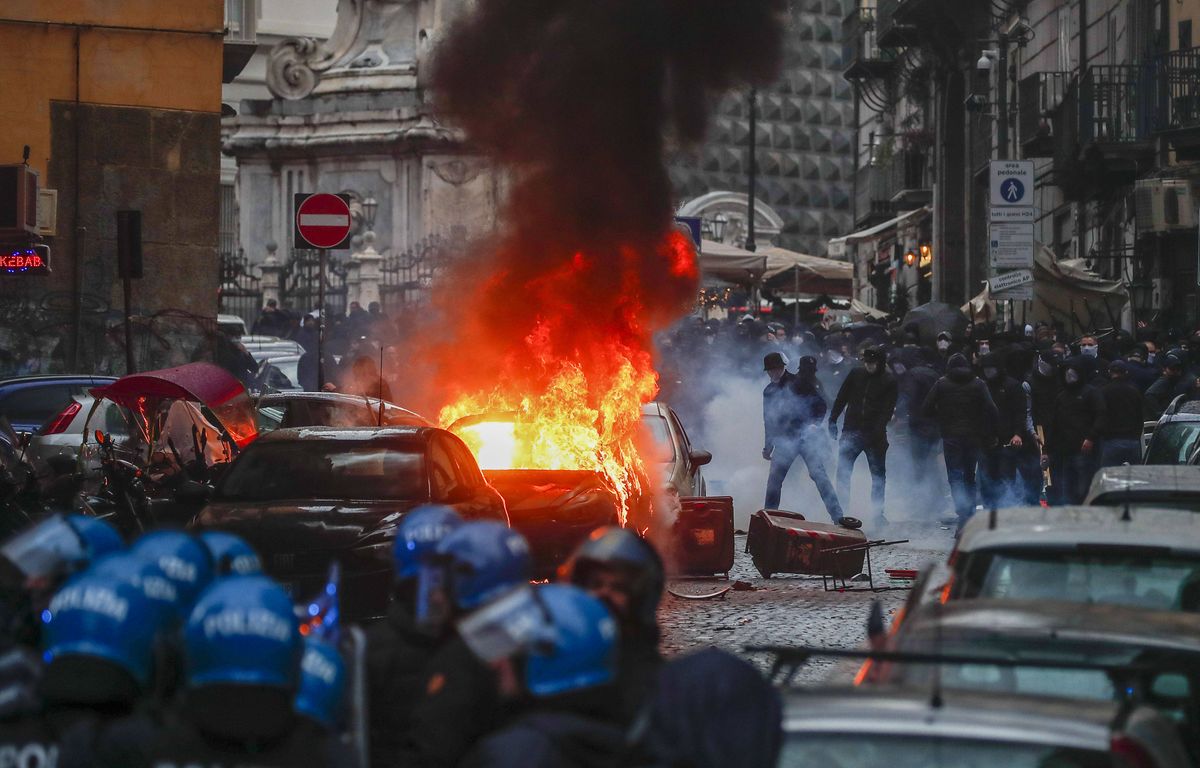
[449, 411, 634, 577]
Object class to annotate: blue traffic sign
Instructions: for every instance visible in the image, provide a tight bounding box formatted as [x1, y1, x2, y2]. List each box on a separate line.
[1000, 178, 1025, 203]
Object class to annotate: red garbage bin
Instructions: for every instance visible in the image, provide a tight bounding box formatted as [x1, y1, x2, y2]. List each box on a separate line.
[746, 508, 867, 578]
[670, 496, 735, 577]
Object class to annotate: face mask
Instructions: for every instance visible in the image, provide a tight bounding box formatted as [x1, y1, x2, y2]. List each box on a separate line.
[978, 344, 990, 356]
[768, 369, 785, 383]
[1081, 345, 1098, 358]
[1148, 353, 1157, 364]
[983, 367, 999, 380]
[865, 362, 879, 374]
[829, 352, 844, 365]
[937, 340, 950, 351]
[1064, 369, 1080, 385]
[1037, 359, 1054, 377]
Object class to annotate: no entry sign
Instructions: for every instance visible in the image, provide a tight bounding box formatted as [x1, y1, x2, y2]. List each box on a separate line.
[294, 193, 353, 250]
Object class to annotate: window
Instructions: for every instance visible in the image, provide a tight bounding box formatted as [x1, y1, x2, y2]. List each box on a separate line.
[217, 440, 427, 501]
[641, 415, 675, 462]
[429, 437, 465, 501]
[0, 385, 74, 427]
[1181, 20, 1193, 52]
[444, 436, 485, 487]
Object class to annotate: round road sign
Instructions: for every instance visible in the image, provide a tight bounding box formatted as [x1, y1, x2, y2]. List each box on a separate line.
[296, 194, 352, 249]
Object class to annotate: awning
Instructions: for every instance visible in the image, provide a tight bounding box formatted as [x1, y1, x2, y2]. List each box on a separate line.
[827, 206, 931, 248]
[697, 241, 853, 296]
[91, 363, 257, 448]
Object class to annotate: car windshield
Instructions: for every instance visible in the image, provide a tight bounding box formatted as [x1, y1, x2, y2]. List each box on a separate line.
[781, 734, 1108, 768]
[1091, 493, 1200, 511]
[963, 549, 1200, 611]
[1146, 422, 1200, 464]
[892, 649, 1120, 702]
[218, 440, 427, 501]
[641, 415, 675, 462]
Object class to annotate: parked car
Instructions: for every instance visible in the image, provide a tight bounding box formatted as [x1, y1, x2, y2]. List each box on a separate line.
[1144, 398, 1200, 465]
[27, 394, 104, 476]
[255, 392, 429, 432]
[0, 375, 116, 434]
[216, 314, 248, 338]
[1084, 464, 1200, 510]
[868, 599, 1200, 758]
[192, 426, 508, 620]
[932, 505, 1200, 612]
[641, 401, 711, 497]
[781, 684, 1190, 768]
[251, 355, 303, 394]
[241, 336, 305, 362]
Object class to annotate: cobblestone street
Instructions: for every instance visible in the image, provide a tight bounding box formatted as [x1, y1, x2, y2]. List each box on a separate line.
[659, 521, 955, 683]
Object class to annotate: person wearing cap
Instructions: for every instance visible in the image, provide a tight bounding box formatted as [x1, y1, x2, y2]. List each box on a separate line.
[829, 346, 897, 525]
[762, 353, 844, 522]
[934, 331, 954, 372]
[1146, 352, 1197, 417]
[1098, 361, 1146, 468]
[979, 351, 1031, 510]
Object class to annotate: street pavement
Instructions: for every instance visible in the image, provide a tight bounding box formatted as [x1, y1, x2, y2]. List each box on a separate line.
[658, 520, 954, 683]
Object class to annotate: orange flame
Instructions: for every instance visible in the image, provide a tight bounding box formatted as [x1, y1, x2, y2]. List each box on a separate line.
[436, 230, 698, 522]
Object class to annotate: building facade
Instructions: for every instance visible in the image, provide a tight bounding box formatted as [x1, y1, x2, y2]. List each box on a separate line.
[670, 0, 856, 257]
[0, 1, 225, 375]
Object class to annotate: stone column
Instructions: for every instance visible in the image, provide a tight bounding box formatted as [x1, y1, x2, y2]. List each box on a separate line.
[345, 235, 364, 308]
[260, 242, 284, 306]
[354, 231, 385, 309]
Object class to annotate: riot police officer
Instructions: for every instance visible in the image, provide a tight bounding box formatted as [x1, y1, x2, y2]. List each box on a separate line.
[397, 522, 534, 767]
[367, 504, 464, 767]
[198, 531, 262, 577]
[562, 527, 663, 724]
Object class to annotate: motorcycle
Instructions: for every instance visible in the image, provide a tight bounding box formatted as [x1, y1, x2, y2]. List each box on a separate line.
[78, 430, 149, 538]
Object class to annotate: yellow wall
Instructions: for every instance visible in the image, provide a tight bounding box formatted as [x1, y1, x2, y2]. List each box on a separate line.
[0, 2, 223, 177]
[1173, 0, 1200, 50]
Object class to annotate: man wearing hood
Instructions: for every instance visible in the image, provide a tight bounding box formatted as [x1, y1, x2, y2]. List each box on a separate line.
[762, 353, 844, 522]
[933, 331, 954, 373]
[829, 347, 897, 524]
[890, 351, 944, 516]
[1125, 344, 1161, 392]
[979, 352, 1031, 509]
[1146, 353, 1197, 417]
[1099, 361, 1146, 468]
[1045, 356, 1106, 505]
[922, 354, 999, 527]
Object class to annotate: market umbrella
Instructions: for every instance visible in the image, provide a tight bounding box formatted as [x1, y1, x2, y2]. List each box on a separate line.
[901, 302, 969, 344]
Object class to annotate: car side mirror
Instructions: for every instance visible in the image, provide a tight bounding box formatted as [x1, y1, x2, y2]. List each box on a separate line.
[176, 480, 213, 505]
[688, 449, 713, 468]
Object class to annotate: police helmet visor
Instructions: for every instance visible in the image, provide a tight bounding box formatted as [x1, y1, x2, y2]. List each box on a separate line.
[457, 585, 556, 663]
[0, 515, 86, 587]
[414, 559, 454, 635]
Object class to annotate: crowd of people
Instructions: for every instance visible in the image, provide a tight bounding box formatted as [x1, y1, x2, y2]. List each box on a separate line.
[0, 511, 782, 768]
[659, 312, 1196, 529]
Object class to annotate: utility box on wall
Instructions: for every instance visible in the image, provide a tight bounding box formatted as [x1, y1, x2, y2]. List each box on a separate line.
[0, 164, 38, 239]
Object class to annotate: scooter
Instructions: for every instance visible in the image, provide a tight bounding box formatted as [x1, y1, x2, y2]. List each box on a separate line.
[78, 431, 148, 538]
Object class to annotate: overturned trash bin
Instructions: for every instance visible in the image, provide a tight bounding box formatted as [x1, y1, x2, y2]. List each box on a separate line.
[746, 509, 866, 579]
[670, 496, 735, 578]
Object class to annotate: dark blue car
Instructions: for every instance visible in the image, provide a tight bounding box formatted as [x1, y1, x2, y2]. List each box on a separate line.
[0, 376, 117, 434]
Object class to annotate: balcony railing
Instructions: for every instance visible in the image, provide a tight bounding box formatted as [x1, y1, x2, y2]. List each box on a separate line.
[842, 8, 896, 79]
[1078, 65, 1153, 144]
[855, 163, 893, 225]
[1156, 46, 1200, 133]
[876, 0, 910, 47]
[1018, 72, 1071, 157]
[887, 148, 929, 201]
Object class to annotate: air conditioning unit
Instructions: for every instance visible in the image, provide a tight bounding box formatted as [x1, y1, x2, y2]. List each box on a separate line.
[36, 189, 57, 237]
[1135, 179, 1198, 233]
[0, 164, 38, 238]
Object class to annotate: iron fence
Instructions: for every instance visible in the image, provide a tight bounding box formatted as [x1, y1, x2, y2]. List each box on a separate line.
[1079, 65, 1153, 144]
[1156, 46, 1200, 132]
[380, 234, 459, 314]
[217, 249, 262, 328]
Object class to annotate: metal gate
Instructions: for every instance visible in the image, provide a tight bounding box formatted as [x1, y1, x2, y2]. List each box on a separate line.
[380, 234, 457, 313]
[279, 248, 350, 319]
[218, 249, 262, 328]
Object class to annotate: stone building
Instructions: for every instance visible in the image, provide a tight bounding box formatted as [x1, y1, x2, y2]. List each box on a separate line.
[0, 1, 226, 375]
[670, 0, 856, 257]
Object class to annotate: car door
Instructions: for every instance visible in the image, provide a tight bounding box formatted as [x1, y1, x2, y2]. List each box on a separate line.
[668, 408, 702, 496]
[429, 433, 505, 522]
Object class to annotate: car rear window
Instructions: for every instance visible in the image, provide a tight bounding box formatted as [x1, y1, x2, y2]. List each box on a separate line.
[1146, 422, 1200, 464]
[962, 549, 1200, 611]
[0, 385, 74, 426]
[218, 440, 427, 501]
[781, 734, 1108, 768]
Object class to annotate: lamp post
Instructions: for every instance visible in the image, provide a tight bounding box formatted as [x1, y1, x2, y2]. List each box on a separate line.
[362, 196, 378, 231]
[712, 212, 729, 243]
[746, 87, 759, 254]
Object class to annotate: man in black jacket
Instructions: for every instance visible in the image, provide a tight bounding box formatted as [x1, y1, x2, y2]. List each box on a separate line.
[829, 347, 897, 524]
[979, 352, 1030, 509]
[922, 354, 999, 528]
[890, 351, 944, 517]
[1098, 361, 1145, 468]
[762, 353, 844, 522]
[1045, 356, 1106, 505]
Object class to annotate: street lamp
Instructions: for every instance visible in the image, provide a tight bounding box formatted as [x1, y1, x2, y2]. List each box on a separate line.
[362, 196, 378, 231]
[712, 212, 729, 243]
[745, 87, 759, 254]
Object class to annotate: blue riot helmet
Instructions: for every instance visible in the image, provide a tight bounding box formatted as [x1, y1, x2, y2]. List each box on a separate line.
[130, 530, 214, 609]
[65, 515, 124, 562]
[199, 531, 262, 577]
[41, 568, 176, 704]
[88, 553, 185, 624]
[183, 575, 303, 742]
[564, 527, 664, 635]
[294, 637, 346, 731]
[393, 505, 464, 581]
[524, 584, 617, 698]
[417, 522, 532, 633]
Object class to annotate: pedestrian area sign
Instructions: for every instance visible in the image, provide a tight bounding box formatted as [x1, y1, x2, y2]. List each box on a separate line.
[990, 161, 1034, 207]
[989, 221, 1035, 269]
